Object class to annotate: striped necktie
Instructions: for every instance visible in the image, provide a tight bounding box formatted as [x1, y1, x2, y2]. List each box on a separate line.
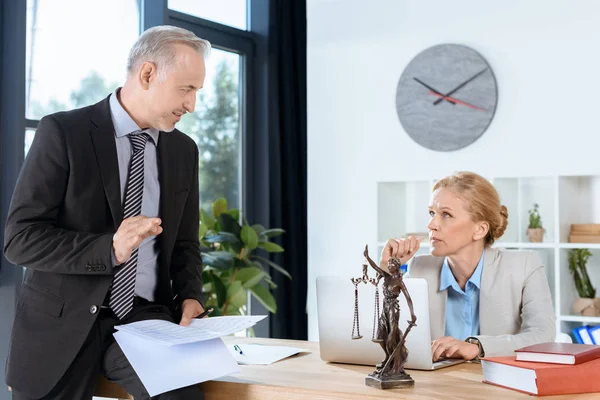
[109, 132, 150, 319]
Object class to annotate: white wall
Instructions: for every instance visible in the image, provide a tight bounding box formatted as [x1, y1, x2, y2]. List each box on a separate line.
[306, 0, 600, 340]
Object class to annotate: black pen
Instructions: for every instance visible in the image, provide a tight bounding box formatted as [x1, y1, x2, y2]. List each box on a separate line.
[196, 307, 214, 319]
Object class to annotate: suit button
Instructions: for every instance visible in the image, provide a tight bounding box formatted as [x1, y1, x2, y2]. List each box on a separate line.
[86, 265, 93, 272]
[99, 265, 106, 271]
[89, 305, 98, 314]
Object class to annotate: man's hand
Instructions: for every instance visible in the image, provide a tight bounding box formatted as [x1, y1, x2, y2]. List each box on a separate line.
[179, 299, 205, 326]
[112, 216, 163, 265]
[379, 236, 421, 271]
[431, 336, 480, 361]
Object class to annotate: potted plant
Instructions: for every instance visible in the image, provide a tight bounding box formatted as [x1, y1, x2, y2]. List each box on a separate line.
[569, 248, 600, 316]
[199, 198, 291, 322]
[526, 203, 545, 242]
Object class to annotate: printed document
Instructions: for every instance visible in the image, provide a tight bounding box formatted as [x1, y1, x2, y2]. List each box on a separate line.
[114, 315, 267, 345]
[113, 315, 267, 396]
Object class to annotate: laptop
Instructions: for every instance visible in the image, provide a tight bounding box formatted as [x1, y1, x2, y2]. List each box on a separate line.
[316, 275, 465, 370]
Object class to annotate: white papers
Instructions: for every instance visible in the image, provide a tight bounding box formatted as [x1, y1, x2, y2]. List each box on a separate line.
[113, 315, 267, 396]
[114, 315, 267, 346]
[114, 332, 239, 397]
[228, 343, 309, 365]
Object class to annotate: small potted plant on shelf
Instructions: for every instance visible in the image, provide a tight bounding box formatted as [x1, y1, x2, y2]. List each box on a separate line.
[569, 248, 600, 317]
[526, 203, 545, 242]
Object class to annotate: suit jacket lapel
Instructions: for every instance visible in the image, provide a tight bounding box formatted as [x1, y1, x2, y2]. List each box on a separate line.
[90, 97, 122, 231]
[427, 259, 447, 340]
[157, 133, 175, 256]
[480, 246, 500, 333]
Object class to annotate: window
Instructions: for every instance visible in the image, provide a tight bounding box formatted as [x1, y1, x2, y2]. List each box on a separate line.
[179, 49, 241, 212]
[25, 128, 35, 156]
[26, 0, 140, 120]
[168, 0, 247, 30]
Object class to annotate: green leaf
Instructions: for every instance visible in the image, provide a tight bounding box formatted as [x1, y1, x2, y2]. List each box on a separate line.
[265, 277, 278, 289]
[201, 251, 234, 270]
[236, 267, 266, 289]
[251, 255, 292, 280]
[224, 307, 242, 316]
[252, 224, 265, 235]
[212, 275, 227, 307]
[244, 261, 273, 281]
[202, 232, 240, 244]
[224, 208, 240, 221]
[250, 284, 277, 313]
[219, 213, 241, 237]
[259, 229, 286, 239]
[259, 241, 284, 253]
[219, 213, 242, 253]
[234, 258, 247, 269]
[202, 269, 211, 284]
[227, 280, 247, 310]
[241, 225, 259, 251]
[212, 198, 228, 217]
[200, 209, 215, 228]
[199, 223, 209, 239]
[219, 269, 233, 282]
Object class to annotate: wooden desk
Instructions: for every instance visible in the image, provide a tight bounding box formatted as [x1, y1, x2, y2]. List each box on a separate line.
[201, 337, 599, 400]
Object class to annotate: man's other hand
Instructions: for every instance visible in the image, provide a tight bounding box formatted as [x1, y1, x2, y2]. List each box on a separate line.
[112, 216, 162, 264]
[180, 299, 205, 326]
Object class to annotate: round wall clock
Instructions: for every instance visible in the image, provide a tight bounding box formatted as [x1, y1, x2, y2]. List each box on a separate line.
[395, 44, 497, 152]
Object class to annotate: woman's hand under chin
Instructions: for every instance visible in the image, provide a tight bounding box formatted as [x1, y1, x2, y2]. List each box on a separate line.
[379, 236, 422, 271]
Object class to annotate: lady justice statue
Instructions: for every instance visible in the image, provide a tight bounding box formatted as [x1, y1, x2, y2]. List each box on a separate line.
[362, 245, 417, 389]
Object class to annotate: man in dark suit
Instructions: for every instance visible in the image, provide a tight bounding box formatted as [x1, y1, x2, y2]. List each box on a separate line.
[4, 25, 210, 399]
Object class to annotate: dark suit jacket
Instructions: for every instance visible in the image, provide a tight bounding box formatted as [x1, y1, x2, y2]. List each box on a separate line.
[3, 95, 204, 398]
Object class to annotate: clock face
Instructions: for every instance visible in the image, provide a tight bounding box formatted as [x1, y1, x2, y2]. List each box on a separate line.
[395, 44, 497, 152]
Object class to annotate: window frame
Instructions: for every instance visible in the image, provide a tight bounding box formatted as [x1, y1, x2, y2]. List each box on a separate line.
[166, 9, 255, 217]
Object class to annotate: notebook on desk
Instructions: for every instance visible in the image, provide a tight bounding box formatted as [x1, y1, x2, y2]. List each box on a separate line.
[316, 275, 464, 370]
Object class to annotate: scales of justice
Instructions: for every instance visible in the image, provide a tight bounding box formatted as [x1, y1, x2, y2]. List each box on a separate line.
[351, 245, 417, 389]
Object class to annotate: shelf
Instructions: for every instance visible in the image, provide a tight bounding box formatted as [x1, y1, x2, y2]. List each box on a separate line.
[559, 243, 600, 249]
[559, 315, 600, 323]
[377, 241, 431, 248]
[494, 242, 555, 249]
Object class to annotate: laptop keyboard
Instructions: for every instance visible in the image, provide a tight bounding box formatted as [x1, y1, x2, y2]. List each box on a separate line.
[433, 359, 460, 367]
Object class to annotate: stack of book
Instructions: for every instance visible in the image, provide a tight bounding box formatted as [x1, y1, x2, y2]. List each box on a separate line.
[569, 224, 600, 243]
[481, 343, 600, 396]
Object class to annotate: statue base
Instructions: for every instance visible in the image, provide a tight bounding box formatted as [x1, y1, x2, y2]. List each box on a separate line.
[365, 371, 414, 390]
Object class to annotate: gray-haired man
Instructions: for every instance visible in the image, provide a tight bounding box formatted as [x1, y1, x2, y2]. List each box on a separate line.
[4, 25, 209, 399]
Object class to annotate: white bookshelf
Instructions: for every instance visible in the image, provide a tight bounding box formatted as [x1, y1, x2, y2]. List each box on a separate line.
[377, 175, 600, 340]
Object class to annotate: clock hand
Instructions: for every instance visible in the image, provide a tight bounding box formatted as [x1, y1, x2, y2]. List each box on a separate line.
[427, 91, 487, 111]
[412, 77, 456, 105]
[433, 68, 488, 105]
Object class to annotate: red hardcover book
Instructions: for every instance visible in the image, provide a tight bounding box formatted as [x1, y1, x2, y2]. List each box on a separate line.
[481, 356, 600, 396]
[514, 342, 600, 365]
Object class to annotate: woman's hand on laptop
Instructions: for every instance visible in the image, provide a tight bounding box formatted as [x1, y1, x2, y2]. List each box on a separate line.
[379, 236, 421, 271]
[431, 336, 479, 361]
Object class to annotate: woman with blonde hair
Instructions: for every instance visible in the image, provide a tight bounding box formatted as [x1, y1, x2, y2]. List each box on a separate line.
[380, 171, 555, 361]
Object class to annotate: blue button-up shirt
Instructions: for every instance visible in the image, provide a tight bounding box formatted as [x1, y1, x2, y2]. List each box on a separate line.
[109, 88, 161, 302]
[440, 251, 484, 340]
